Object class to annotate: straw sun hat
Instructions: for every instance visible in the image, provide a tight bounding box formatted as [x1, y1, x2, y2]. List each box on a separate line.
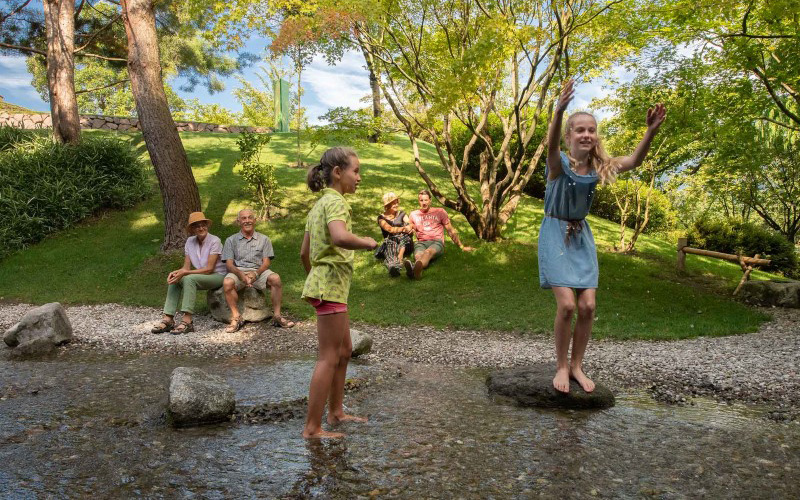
[382, 192, 399, 207]
[185, 211, 212, 234]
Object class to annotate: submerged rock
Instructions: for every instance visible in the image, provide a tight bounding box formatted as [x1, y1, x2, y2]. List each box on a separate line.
[4, 302, 73, 358]
[487, 364, 615, 410]
[168, 367, 235, 427]
[350, 329, 373, 358]
[207, 287, 271, 323]
[739, 280, 800, 308]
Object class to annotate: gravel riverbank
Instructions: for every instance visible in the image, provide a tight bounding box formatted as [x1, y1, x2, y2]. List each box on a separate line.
[1, 302, 798, 414]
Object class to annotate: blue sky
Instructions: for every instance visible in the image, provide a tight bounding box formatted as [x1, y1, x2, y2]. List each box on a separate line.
[1, 38, 623, 124]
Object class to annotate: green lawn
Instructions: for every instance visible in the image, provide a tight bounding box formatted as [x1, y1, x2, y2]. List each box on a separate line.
[0, 131, 772, 339]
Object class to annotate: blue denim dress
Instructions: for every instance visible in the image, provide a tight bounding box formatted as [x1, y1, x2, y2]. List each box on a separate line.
[538, 152, 599, 289]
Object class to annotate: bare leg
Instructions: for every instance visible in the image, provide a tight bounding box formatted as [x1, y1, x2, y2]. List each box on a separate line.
[303, 312, 349, 439]
[223, 277, 241, 319]
[552, 287, 576, 393]
[267, 273, 283, 318]
[327, 317, 367, 425]
[412, 248, 437, 279]
[570, 288, 596, 393]
[181, 312, 193, 324]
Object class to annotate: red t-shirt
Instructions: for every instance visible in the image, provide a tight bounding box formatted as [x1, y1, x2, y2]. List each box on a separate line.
[410, 208, 450, 242]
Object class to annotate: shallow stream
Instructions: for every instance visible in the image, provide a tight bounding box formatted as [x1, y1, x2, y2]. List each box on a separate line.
[1, 351, 798, 498]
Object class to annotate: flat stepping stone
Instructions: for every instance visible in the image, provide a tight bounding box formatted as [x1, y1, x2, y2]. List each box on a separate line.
[487, 364, 615, 410]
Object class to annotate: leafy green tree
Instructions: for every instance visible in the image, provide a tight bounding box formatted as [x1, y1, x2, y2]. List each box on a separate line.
[358, 0, 646, 240]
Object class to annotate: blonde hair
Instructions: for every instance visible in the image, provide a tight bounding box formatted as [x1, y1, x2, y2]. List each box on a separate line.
[564, 112, 618, 184]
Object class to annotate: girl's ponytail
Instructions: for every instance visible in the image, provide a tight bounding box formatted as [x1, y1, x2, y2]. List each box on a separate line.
[307, 163, 326, 192]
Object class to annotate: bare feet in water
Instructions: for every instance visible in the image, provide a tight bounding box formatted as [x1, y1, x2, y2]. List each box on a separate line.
[302, 428, 345, 439]
[570, 365, 595, 393]
[553, 367, 570, 393]
[328, 413, 368, 425]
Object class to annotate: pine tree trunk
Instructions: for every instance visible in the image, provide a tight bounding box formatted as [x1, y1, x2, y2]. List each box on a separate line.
[42, 0, 80, 144]
[121, 0, 200, 252]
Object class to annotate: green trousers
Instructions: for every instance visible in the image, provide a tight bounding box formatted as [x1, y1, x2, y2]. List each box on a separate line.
[162, 273, 225, 315]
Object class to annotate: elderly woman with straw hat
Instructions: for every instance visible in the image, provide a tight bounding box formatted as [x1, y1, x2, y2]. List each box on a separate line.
[376, 192, 415, 276]
[151, 211, 228, 334]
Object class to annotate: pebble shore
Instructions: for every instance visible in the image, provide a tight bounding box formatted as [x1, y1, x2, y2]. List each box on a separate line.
[1, 302, 798, 415]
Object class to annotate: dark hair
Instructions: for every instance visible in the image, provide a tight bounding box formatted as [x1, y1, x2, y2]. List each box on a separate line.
[418, 189, 432, 199]
[307, 146, 358, 192]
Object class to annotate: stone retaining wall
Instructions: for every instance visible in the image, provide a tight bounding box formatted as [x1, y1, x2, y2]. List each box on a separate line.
[0, 112, 271, 134]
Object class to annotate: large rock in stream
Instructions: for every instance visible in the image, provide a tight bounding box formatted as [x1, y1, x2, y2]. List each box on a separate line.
[3, 302, 73, 358]
[207, 287, 271, 323]
[487, 364, 615, 410]
[168, 367, 235, 427]
[739, 280, 800, 308]
[350, 328, 372, 358]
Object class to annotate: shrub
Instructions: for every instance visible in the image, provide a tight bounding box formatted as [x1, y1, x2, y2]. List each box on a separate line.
[592, 180, 677, 235]
[688, 219, 799, 277]
[236, 132, 280, 219]
[0, 135, 150, 259]
[0, 126, 36, 152]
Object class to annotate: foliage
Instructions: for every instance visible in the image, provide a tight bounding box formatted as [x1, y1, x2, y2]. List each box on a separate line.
[174, 99, 239, 125]
[592, 179, 676, 236]
[233, 66, 276, 127]
[449, 117, 548, 199]
[236, 132, 280, 219]
[0, 126, 36, 152]
[688, 219, 799, 277]
[358, 0, 652, 240]
[307, 106, 391, 151]
[14, 0, 244, 118]
[0, 132, 770, 340]
[0, 135, 150, 259]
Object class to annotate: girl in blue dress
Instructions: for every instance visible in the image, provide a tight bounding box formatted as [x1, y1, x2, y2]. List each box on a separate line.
[540, 79, 666, 394]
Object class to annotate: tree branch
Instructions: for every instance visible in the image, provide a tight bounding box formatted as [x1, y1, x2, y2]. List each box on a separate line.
[0, 41, 45, 56]
[76, 78, 129, 94]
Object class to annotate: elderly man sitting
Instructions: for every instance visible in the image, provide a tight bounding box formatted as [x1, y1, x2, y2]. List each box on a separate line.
[221, 208, 295, 332]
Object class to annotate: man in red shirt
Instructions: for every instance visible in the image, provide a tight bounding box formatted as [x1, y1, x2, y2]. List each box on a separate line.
[405, 189, 474, 279]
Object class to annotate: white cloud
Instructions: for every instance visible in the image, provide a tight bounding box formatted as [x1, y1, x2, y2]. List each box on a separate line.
[302, 50, 371, 123]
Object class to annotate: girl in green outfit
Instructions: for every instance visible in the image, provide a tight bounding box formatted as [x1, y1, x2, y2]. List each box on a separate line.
[300, 147, 378, 439]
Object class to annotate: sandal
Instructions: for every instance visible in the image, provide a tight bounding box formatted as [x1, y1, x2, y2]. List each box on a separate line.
[272, 316, 295, 328]
[225, 316, 244, 333]
[151, 319, 174, 334]
[171, 321, 194, 335]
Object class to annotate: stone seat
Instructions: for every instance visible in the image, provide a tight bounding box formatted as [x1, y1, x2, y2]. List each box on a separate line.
[207, 287, 270, 323]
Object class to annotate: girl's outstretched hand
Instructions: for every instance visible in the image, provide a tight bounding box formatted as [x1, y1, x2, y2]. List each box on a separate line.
[556, 79, 575, 113]
[646, 103, 666, 132]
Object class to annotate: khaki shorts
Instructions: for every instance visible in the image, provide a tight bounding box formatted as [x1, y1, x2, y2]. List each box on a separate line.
[225, 268, 275, 291]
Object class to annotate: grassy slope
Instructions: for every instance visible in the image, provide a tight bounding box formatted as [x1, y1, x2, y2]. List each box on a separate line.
[0, 131, 770, 339]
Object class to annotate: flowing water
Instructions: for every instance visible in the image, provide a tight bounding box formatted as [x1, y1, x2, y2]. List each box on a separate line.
[0, 351, 798, 498]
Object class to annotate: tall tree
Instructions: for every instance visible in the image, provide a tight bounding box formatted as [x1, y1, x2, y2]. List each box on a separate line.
[2, 0, 82, 143]
[121, 0, 201, 251]
[360, 0, 639, 240]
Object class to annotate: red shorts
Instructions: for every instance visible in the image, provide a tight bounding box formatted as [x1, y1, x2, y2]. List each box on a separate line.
[306, 298, 348, 316]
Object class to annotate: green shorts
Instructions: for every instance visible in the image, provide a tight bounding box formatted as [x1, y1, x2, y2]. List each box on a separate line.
[414, 240, 444, 259]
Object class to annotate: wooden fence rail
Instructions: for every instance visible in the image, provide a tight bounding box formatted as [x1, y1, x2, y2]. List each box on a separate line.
[676, 238, 771, 295]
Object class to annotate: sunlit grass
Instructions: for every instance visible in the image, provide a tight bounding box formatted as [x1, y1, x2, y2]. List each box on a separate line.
[0, 130, 771, 339]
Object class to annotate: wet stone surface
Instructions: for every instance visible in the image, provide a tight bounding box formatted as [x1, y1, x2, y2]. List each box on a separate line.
[0, 352, 798, 498]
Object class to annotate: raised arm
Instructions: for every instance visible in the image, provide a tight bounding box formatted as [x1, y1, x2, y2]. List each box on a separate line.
[615, 103, 666, 173]
[547, 79, 575, 181]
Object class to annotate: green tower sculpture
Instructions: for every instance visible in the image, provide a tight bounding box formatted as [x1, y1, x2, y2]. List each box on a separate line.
[273, 78, 290, 132]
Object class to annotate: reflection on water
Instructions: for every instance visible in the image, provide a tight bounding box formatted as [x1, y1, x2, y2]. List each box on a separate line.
[0, 352, 798, 498]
